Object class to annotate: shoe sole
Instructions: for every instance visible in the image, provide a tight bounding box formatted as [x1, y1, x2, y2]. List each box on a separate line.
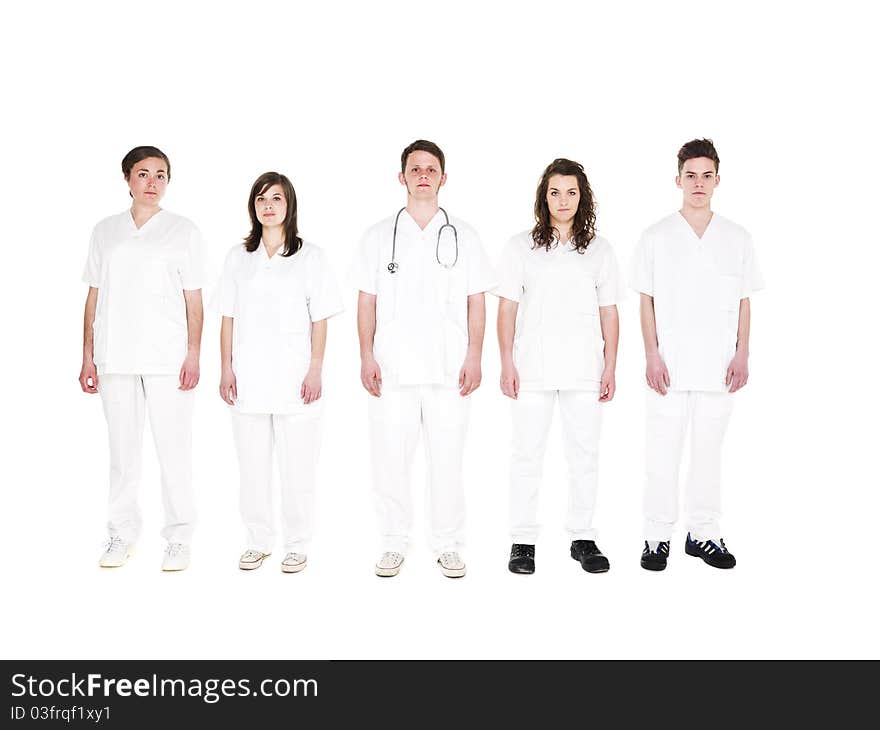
[439, 566, 466, 578]
[508, 565, 535, 575]
[99, 561, 129, 568]
[281, 562, 306, 574]
[239, 554, 270, 571]
[376, 558, 404, 577]
[640, 560, 667, 571]
[570, 553, 610, 574]
[685, 543, 736, 569]
[162, 565, 188, 572]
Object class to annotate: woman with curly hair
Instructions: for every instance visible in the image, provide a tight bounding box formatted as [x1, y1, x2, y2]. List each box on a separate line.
[494, 158, 622, 575]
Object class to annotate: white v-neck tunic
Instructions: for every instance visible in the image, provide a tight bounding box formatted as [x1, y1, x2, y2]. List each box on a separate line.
[629, 212, 764, 392]
[352, 210, 496, 387]
[82, 209, 205, 375]
[494, 232, 623, 391]
[214, 241, 343, 414]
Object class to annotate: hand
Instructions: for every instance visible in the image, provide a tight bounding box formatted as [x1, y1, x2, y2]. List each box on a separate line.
[599, 367, 616, 402]
[459, 353, 482, 396]
[179, 352, 200, 391]
[646, 353, 670, 395]
[500, 361, 519, 399]
[726, 351, 749, 393]
[301, 366, 323, 404]
[79, 360, 99, 394]
[361, 356, 382, 397]
[219, 368, 237, 405]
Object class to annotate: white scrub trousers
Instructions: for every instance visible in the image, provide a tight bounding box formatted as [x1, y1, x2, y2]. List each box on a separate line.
[231, 404, 323, 554]
[644, 389, 734, 542]
[509, 390, 603, 544]
[368, 385, 471, 554]
[100, 374, 195, 545]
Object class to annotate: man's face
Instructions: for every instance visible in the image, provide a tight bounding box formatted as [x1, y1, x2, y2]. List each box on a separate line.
[676, 157, 719, 208]
[399, 150, 446, 200]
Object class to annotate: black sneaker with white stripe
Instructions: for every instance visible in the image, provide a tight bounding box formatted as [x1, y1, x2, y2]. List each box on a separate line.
[640, 541, 670, 571]
[685, 533, 736, 569]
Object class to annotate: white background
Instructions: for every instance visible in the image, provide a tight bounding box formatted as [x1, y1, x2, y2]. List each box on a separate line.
[2, 1, 878, 659]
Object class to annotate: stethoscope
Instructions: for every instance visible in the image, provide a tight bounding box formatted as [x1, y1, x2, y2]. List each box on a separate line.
[387, 207, 458, 273]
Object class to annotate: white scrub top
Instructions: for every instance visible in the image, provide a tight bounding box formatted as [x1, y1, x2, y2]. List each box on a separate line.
[629, 212, 765, 392]
[82, 209, 205, 375]
[213, 240, 343, 414]
[351, 210, 496, 388]
[494, 232, 623, 391]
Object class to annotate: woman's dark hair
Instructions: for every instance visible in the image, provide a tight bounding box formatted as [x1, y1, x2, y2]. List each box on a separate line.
[677, 138, 720, 173]
[244, 172, 302, 257]
[121, 146, 171, 181]
[531, 158, 597, 254]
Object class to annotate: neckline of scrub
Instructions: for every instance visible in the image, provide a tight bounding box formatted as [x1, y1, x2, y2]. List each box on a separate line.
[677, 210, 715, 241]
[128, 207, 164, 231]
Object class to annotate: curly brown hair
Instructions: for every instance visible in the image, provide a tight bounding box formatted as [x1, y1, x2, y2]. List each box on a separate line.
[531, 158, 597, 254]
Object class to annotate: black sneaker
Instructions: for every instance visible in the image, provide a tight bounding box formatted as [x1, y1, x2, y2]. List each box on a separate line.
[641, 541, 670, 571]
[570, 540, 610, 573]
[508, 544, 535, 574]
[685, 533, 736, 569]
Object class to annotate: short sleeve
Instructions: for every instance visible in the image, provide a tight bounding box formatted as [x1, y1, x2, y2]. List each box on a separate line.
[350, 229, 379, 295]
[628, 232, 654, 296]
[82, 225, 102, 287]
[741, 233, 765, 297]
[209, 246, 239, 317]
[596, 243, 624, 307]
[306, 248, 345, 322]
[179, 223, 206, 290]
[464, 229, 497, 296]
[492, 237, 525, 302]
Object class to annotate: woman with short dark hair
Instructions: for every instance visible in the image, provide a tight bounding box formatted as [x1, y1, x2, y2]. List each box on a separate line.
[79, 145, 205, 572]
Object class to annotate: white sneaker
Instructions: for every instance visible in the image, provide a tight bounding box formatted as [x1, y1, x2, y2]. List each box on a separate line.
[99, 536, 132, 568]
[437, 551, 466, 578]
[239, 549, 270, 571]
[281, 553, 307, 573]
[375, 551, 404, 577]
[161, 543, 190, 572]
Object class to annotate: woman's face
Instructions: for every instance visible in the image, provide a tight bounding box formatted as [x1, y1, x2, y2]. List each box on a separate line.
[253, 184, 287, 227]
[545, 174, 580, 230]
[126, 157, 168, 206]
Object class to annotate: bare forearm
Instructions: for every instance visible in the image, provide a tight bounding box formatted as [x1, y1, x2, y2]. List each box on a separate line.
[82, 287, 98, 362]
[736, 298, 751, 356]
[310, 319, 328, 369]
[184, 290, 204, 355]
[497, 298, 517, 365]
[599, 305, 619, 369]
[220, 317, 233, 370]
[357, 292, 377, 359]
[639, 293, 660, 358]
[467, 293, 486, 357]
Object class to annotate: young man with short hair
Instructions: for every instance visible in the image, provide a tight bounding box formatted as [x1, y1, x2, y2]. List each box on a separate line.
[352, 140, 496, 578]
[630, 138, 764, 571]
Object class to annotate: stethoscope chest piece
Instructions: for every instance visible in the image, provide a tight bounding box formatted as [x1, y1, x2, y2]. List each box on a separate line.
[387, 262, 399, 274]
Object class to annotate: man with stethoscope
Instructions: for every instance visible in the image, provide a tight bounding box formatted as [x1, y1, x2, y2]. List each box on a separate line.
[352, 140, 496, 578]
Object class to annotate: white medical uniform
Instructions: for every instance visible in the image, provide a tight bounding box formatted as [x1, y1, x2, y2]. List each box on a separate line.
[214, 241, 343, 554]
[352, 210, 496, 554]
[83, 209, 205, 544]
[630, 212, 764, 541]
[494, 232, 623, 544]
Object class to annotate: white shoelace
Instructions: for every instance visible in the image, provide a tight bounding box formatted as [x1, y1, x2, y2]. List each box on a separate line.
[104, 536, 126, 553]
[165, 543, 187, 557]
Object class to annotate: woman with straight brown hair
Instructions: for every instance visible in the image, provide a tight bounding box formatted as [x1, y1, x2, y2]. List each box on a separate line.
[213, 172, 343, 573]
